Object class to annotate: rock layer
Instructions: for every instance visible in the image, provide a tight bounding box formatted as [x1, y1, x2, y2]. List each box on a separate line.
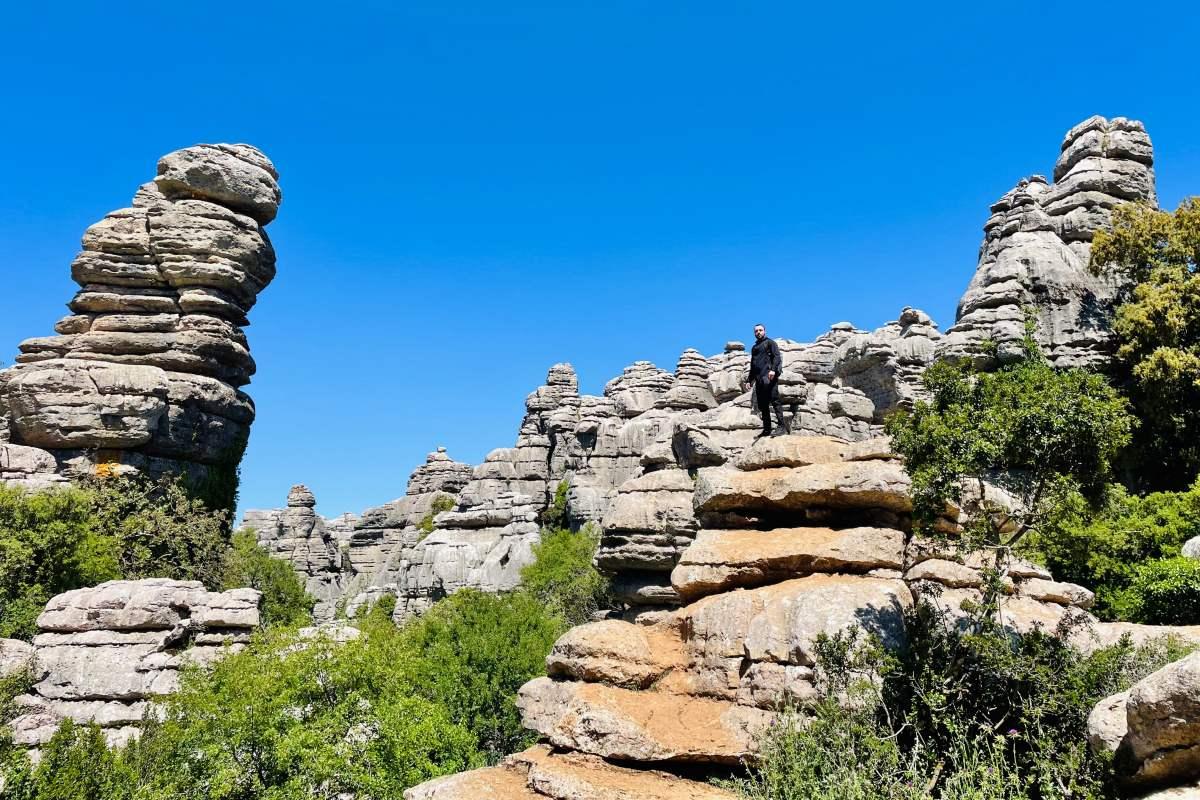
[7, 579, 260, 754]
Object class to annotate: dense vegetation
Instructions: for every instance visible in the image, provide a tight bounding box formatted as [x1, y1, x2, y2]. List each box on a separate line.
[731, 600, 1192, 800]
[0, 476, 259, 640]
[1091, 199, 1200, 490]
[0, 523, 608, 799]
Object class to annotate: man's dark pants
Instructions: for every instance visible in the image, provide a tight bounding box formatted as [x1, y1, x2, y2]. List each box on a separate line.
[754, 381, 790, 435]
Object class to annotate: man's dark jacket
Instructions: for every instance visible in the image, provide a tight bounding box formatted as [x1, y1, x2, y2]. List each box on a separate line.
[748, 336, 783, 388]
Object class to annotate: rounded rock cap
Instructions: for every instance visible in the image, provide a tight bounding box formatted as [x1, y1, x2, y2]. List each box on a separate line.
[155, 143, 282, 225]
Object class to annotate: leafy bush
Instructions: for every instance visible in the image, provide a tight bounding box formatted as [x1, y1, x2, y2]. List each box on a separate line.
[221, 529, 314, 627]
[2, 720, 132, 800]
[1091, 198, 1200, 490]
[398, 589, 564, 762]
[1125, 557, 1200, 625]
[731, 596, 1192, 800]
[886, 322, 1133, 547]
[539, 479, 570, 530]
[520, 524, 609, 626]
[1026, 481, 1200, 620]
[86, 475, 230, 589]
[0, 484, 120, 640]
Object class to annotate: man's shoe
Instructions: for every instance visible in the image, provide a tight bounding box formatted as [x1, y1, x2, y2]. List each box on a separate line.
[755, 431, 771, 439]
[770, 429, 787, 437]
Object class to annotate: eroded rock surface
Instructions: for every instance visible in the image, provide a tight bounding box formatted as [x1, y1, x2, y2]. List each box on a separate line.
[938, 116, 1156, 368]
[0, 144, 281, 493]
[8, 579, 260, 754]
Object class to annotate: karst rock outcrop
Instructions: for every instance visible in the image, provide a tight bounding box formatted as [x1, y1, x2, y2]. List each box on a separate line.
[0, 143, 281, 500]
[406, 434, 1197, 799]
[938, 115, 1155, 368]
[244, 305, 944, 622]
[3, 579, 260, 758]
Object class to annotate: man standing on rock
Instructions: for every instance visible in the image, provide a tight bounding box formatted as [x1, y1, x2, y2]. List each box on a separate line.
[744, 324, 791, 438]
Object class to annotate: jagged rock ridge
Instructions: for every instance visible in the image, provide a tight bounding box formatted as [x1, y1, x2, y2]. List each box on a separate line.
[0, 144, 282, 496]
[244, 306, 943, 621]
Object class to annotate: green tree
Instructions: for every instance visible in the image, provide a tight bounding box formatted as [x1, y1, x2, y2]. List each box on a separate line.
[886, 324, 1134, 549]
[1026, 481, 1200, 620]
[520, 524, 609, 626]
[0, 485, 120, 640]
[399, 589, 563, 762]
[1090, 198, 1200, 489]
[221, 529, 314, 627]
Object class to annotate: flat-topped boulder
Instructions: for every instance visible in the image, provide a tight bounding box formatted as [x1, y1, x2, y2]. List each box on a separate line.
[546, 620, 686, 688]
[693, 461, 912, 515]
[405, 745, 738, 800]
[517, 677, 772, 764]
[671, 526, 905, 600]
[674, 573, 912, 666]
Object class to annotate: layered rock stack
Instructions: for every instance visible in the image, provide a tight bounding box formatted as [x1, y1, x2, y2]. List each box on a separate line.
[244, 484, 345, 620]
[407, 434, 1200, 799]
[5, 579, 260, 756]
[938, 116, 1156, 368]
[0, 144, 282, 498]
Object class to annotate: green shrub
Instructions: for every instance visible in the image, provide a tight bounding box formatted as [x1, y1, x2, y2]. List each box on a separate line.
[731, 596, 1191, 800]
[539, 480, 570, 530]
[119, 620, 479, 799]
[399, 589, 563, 762]
[86, 475, 230, 589]
[221, 529, 314, 627]
[886, 319, 1132, 547]
[1125, 556, 1200, 625]
[3, 720, 133, 800]
[520, 524, 608, 626]
[1025, 481, 1200, 620]
[416, 493, 455, 541]
[0, 485, 120, 640]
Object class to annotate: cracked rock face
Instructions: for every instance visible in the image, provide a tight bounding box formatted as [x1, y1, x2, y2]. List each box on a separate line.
[0, 143, 281, 494]
[938, 116, 1156, 368]
[7, 579, 260, 755]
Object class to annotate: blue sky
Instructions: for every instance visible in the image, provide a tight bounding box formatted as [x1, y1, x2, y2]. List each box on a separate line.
[2, 2, 1198, 518]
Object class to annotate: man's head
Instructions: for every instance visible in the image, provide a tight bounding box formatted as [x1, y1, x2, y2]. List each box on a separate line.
[753, 324, 766, 341]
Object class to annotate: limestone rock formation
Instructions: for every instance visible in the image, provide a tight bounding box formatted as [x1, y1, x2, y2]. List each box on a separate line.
[247, 312, 940, 622]
[244, 484, 345, 620]
[1089, 651, 1200, 793]
[0, 144, 282, 495]
[938, 116, 1156, 368]
[8, 579, 260, 754]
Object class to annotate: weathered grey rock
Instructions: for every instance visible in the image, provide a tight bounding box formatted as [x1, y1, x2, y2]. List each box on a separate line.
[1121, 652, 1200, 790]
[155, 144, 281, 224]
[1088, 690, 1129, 754]
[0, 639, 35, 679]
[938, 117, 1156, 368]
[0, 143, 280, 493]
[9, 579, 259, 754]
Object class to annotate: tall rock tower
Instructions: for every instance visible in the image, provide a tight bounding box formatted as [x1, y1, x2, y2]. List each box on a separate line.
[0, 144, 282, 507]
[937, 116, 1156, 368]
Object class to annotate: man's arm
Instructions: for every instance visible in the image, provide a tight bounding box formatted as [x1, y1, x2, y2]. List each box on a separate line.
[770, 340, 782, 377]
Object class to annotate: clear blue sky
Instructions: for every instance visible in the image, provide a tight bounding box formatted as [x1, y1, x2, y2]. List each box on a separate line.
[2, 2, 1198, 518]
